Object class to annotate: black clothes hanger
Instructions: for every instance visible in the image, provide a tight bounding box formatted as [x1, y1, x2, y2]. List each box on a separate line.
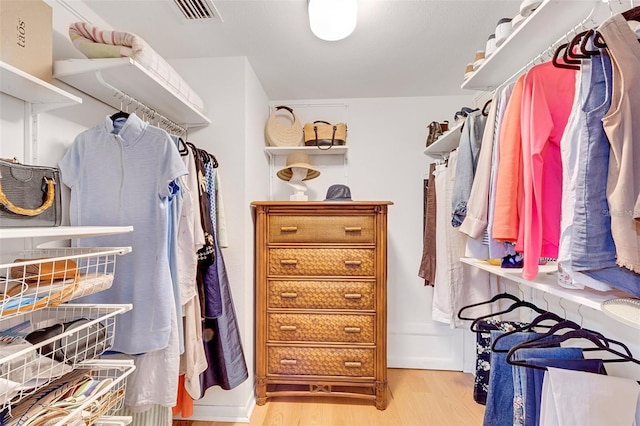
[506, 327, 636, 371]
[207, 153, 219, 168]
[567, 30, 591, 59]
[469, 300, 547, 333]
[457, 292, 522, 322]
[490, 310, 567, 352]
[481, 99, 492, 116]
[552, 43, 581, 70]
[579, 29, 601, 56]
[110, 111, 130, 121]
[175, 137, 189, 157]
[622, 5, 640, 21]
[593, 31, 608, 48]
[512, 318, 634, 357]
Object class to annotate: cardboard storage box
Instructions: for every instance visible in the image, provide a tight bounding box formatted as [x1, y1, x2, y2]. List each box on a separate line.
[0, 0, 53, 82]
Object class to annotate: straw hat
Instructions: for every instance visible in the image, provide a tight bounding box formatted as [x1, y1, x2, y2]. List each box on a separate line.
[265, 106, 303, 147]
[276, 151, 320, 181]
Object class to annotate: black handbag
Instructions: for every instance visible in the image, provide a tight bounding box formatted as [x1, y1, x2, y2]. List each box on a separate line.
[0, 158, 61, 227]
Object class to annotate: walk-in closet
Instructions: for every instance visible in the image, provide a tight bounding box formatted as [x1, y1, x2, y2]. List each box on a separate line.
[1, 0, 639, 425]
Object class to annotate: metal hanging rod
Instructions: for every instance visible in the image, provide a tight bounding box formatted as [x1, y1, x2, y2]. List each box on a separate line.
[111, 90, 187, 138]
[95, 70, 188, 138]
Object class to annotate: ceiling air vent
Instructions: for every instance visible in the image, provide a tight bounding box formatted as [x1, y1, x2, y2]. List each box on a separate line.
[173, 0, 221, 20]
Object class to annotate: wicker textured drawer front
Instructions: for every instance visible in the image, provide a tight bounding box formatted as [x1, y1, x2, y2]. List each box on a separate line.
[268, 280, 375, 310]
[268, 248, 375, 276]
[268, 313, 375, 343]
[268, 346, 375, 377]
[268, 215, 375, 243]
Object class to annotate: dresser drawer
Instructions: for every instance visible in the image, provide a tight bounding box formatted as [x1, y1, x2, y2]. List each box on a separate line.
[269, 215, 375, 243]
[268, 346, 375, 377]
[268, 313, 375, 344]
[268, 280, 375, 310]
[268, 248, 375, 276]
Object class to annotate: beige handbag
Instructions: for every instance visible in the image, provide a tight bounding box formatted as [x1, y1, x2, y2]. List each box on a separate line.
[265, 106, 303, 147]
[303, 121, 347, 150]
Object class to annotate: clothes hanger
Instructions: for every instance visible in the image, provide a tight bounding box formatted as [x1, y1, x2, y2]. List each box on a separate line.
[457, 292, 522, 321]
[174, 137, 189, 157]
[552, 43, 581, 70]
[208, 153, 219, 168]
[506, 327, 637, 371]
[566, 30, 591, 59]
[562, 40, 583, 65]
[469, 299, 547, 333]
[490, 310, 567, 352]
[579, 29, 601, 56]
[622, 4, 640, 21]
[109, 110, 130, 121]
[491, 316, 631, 356]
[481, 99, 492, 116]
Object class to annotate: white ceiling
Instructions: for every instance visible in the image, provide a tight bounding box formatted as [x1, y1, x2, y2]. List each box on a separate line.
[56, 0, 522, 100]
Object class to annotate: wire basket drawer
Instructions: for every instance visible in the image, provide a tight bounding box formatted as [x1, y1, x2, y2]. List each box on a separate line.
[0, 304, 131, 410]
[0, 247, 130, 320]
[3, 360, 135, 426]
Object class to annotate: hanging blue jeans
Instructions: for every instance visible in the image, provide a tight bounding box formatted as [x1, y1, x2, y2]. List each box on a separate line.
[570, 51, 640, 297]
[483, 332, 558, 426]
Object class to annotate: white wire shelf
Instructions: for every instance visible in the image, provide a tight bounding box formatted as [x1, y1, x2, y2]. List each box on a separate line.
[0, 226, 133, 241]
[0, 304, 131, 411]
[460, 257, 629, 311]
[0, 247, 130, 320]
[5, 360, 135, 426]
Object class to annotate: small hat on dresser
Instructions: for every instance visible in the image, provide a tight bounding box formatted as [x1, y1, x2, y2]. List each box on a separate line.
[324, 184, 352, 201]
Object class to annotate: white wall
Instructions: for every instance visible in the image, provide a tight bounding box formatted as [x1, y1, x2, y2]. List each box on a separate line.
[167, 56, 270, 421]
[273, 95, 475, 371]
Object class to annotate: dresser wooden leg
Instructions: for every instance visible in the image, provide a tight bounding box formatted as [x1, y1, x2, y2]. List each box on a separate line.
[256, 376, 267, 405]
[375, 380, 388, 410]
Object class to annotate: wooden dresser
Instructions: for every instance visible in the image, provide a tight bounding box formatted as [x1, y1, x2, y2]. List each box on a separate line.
[251, 201, 392, 410]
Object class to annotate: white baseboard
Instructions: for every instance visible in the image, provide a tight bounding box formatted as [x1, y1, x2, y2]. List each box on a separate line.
[176, 393, 255, 423]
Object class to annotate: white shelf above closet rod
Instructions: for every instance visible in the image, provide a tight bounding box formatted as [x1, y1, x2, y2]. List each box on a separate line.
[54, 58, 211, 129]
[461, 0, 601, 91]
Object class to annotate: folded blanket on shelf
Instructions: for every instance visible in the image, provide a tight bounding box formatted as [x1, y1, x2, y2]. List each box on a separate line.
[69, 21, 205, 114]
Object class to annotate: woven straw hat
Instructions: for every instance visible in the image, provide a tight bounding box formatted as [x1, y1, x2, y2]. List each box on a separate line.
[265, 106, 303, 147]
[276, 151, 320, 181]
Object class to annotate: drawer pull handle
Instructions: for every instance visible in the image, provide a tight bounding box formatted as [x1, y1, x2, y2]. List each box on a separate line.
[344, 260, 362, 266]
[280, 292, 298, 298]
[344, 361, 362, 368]
[280, 259, 298, 265]
[344, 293, 362, 299]
[280, 359, 297, 365]
[344, 227, 362, 232]
[281, 226, 298, 232]
[280, 325, 297, 331]
[344, 327, 361, 333]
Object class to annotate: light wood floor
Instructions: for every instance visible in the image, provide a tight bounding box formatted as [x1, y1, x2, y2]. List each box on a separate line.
[173, 369, 485, 426]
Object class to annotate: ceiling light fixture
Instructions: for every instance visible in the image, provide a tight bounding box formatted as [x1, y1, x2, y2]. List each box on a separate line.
[308, 0, 358, 41]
